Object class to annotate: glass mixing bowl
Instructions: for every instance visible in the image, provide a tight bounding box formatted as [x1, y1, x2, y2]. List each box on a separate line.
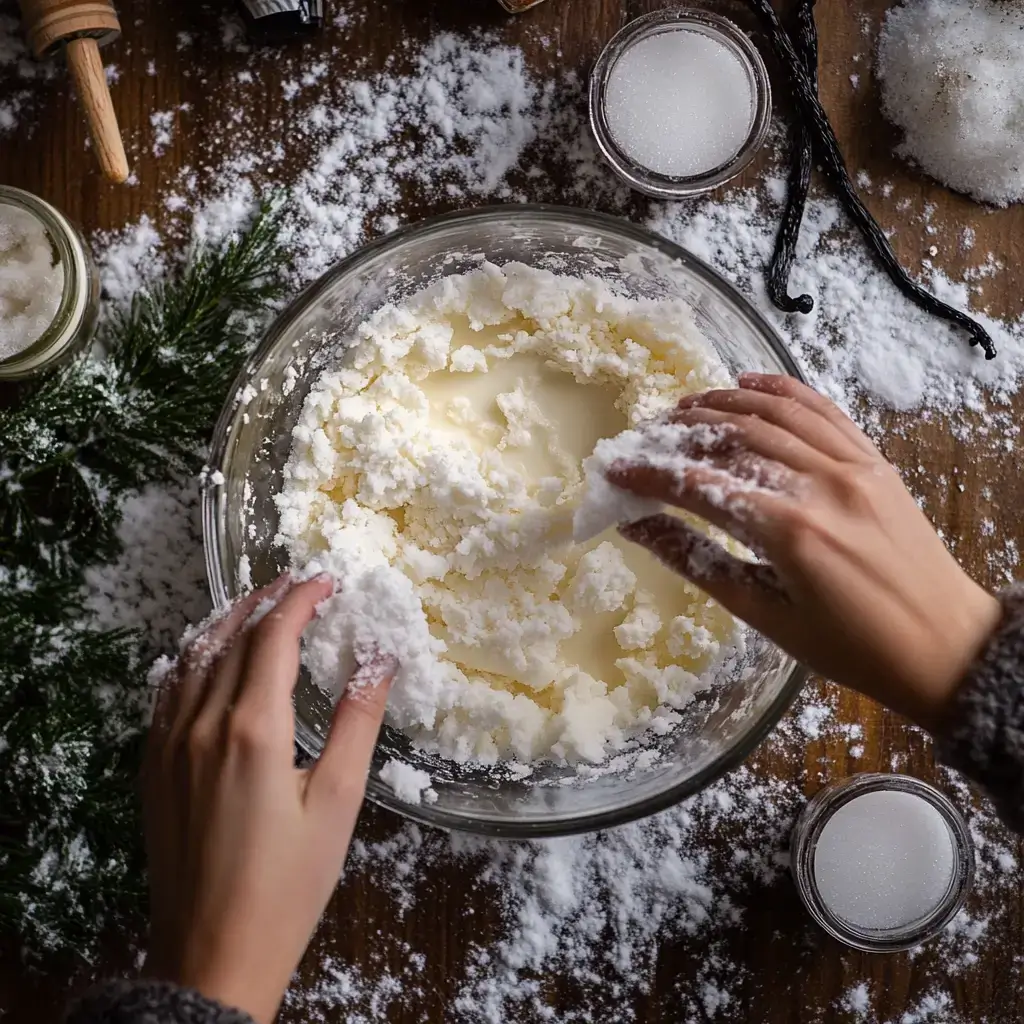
[203, 204, 806, 838]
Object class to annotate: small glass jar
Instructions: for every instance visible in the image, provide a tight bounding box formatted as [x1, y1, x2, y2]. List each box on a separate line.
[0, 186, 99, 381]
[589, 8, 772, 199]
[791, 774, 975, 952]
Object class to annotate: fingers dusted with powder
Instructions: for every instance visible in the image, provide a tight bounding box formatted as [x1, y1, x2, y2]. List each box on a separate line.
[618, 515, 786, 629]
[612, 374, 1003, 730]
[666, 405, 833, 475]
[235, 576, 334, 719]
[605, 459, 789, 545]
[310, 653, 398, 811]
[737, 373, 880, 458]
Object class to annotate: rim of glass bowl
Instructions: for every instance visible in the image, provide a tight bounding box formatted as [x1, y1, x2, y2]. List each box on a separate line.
[203, 203, 808, 838]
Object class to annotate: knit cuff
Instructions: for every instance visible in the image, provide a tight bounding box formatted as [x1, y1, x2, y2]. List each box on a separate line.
[936, 584, 1024, 835]
[65, 980, 255, 1024]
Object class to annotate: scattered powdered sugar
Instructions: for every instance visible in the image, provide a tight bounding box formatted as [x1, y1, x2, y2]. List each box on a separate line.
[82, 482, 210, 655]
[796, 700, 834, 741]
[649, 192, 1024, 418]
[94, 216, 166, 313]
[878, 0, 1024, 206]
[346, 762, 803, 1024]
[378, 758, 438, 806]
[839, 981, 872, 1021]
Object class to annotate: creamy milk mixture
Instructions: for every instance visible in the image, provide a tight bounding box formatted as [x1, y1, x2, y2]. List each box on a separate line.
[275, 261, 741, 765]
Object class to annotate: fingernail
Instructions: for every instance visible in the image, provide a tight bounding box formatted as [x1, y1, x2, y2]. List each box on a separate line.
[313, 571, 338, 593]
[349, 652, 399, 690]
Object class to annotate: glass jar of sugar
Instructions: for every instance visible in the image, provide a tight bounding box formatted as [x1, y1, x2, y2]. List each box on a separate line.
[589, 8, 772, 199]
[790, 774, 974, 952]
[0, 186, 99, 381]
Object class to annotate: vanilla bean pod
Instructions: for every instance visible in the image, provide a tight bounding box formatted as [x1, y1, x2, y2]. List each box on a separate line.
[767, 0, 816, 314]
[748, 0, 997, 358]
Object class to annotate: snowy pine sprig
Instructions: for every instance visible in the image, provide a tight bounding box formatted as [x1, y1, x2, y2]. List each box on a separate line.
[0, 198, 286, 578]
[0, 199, 287, 960]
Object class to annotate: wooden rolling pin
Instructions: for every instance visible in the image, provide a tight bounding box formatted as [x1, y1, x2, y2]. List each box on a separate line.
[17, 0, 129, 183]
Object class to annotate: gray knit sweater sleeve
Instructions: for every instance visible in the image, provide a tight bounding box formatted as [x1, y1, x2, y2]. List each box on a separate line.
[65, 980, 255, 1024]
[937, 584, 1024, 834]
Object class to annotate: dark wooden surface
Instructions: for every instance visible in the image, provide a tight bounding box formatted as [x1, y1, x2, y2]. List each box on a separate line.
[2, 0, 1023, 1021]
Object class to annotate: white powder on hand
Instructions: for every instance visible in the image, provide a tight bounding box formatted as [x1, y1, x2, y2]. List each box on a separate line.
[277, 262, 740, 766]
[574, 419, 780, 543]
[878, 0, 1024, 206]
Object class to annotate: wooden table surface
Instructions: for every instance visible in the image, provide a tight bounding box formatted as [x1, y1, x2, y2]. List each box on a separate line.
[2, 0, 1023, 1021]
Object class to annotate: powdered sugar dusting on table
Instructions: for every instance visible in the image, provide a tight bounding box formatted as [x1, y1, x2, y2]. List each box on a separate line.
[5, 13, 1023, 1021]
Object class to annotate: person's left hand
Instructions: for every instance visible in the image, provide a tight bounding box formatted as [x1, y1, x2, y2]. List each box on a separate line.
[143, 574, 396, 1024]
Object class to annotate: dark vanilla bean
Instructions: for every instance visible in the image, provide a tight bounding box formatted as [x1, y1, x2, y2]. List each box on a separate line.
[766, 0, 817, 315]
[748, 0, 997, 359]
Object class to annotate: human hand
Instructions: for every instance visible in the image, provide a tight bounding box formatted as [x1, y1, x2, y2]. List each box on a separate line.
[143, 575, 396, 1024]
[611, 373, 1001, 731]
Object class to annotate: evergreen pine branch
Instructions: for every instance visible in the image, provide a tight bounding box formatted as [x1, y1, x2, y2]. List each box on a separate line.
[0, 199, 290, 959]
[0, 572, 147, 956]
[0, 198, 287, 578]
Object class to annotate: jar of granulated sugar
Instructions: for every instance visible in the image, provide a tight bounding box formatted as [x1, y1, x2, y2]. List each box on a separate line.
[589, 8, 772, 198]
[0, 186, 99, 381]
[791, 773, 974, 952]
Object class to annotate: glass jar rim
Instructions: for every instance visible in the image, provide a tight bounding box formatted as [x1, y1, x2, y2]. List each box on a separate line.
[790, 773, 975, 952]
[0, 185, 95, 379]
[588, 8, 773, 200]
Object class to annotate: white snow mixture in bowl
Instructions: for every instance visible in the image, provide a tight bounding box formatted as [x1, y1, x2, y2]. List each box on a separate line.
[275, 261, 743, 774]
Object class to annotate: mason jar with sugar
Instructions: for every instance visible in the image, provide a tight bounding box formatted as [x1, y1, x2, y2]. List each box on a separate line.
[589, 8, 772, 198]
[790, 773, 975, 952]
[0, 186, 99, 381]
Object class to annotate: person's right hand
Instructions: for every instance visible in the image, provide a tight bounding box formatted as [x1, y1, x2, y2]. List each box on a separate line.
[611, 373, 1001, 731]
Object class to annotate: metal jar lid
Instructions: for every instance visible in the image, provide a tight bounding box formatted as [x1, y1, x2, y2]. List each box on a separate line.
[589, 8, 772, 199]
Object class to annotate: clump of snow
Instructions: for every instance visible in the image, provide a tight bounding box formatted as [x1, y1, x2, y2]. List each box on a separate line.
[379, 759, 438, 806]
[878, 0, 1024, 206]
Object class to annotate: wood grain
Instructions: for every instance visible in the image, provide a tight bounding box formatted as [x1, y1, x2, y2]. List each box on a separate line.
[1, 0, 1022, 1020]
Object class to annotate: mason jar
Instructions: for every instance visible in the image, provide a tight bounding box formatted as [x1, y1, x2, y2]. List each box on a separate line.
[0, 185, 100, 381]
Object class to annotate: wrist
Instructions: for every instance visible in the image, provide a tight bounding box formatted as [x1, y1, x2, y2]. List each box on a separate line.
[910, 586, 1002, 734]
[179, 952, 291, 1024]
